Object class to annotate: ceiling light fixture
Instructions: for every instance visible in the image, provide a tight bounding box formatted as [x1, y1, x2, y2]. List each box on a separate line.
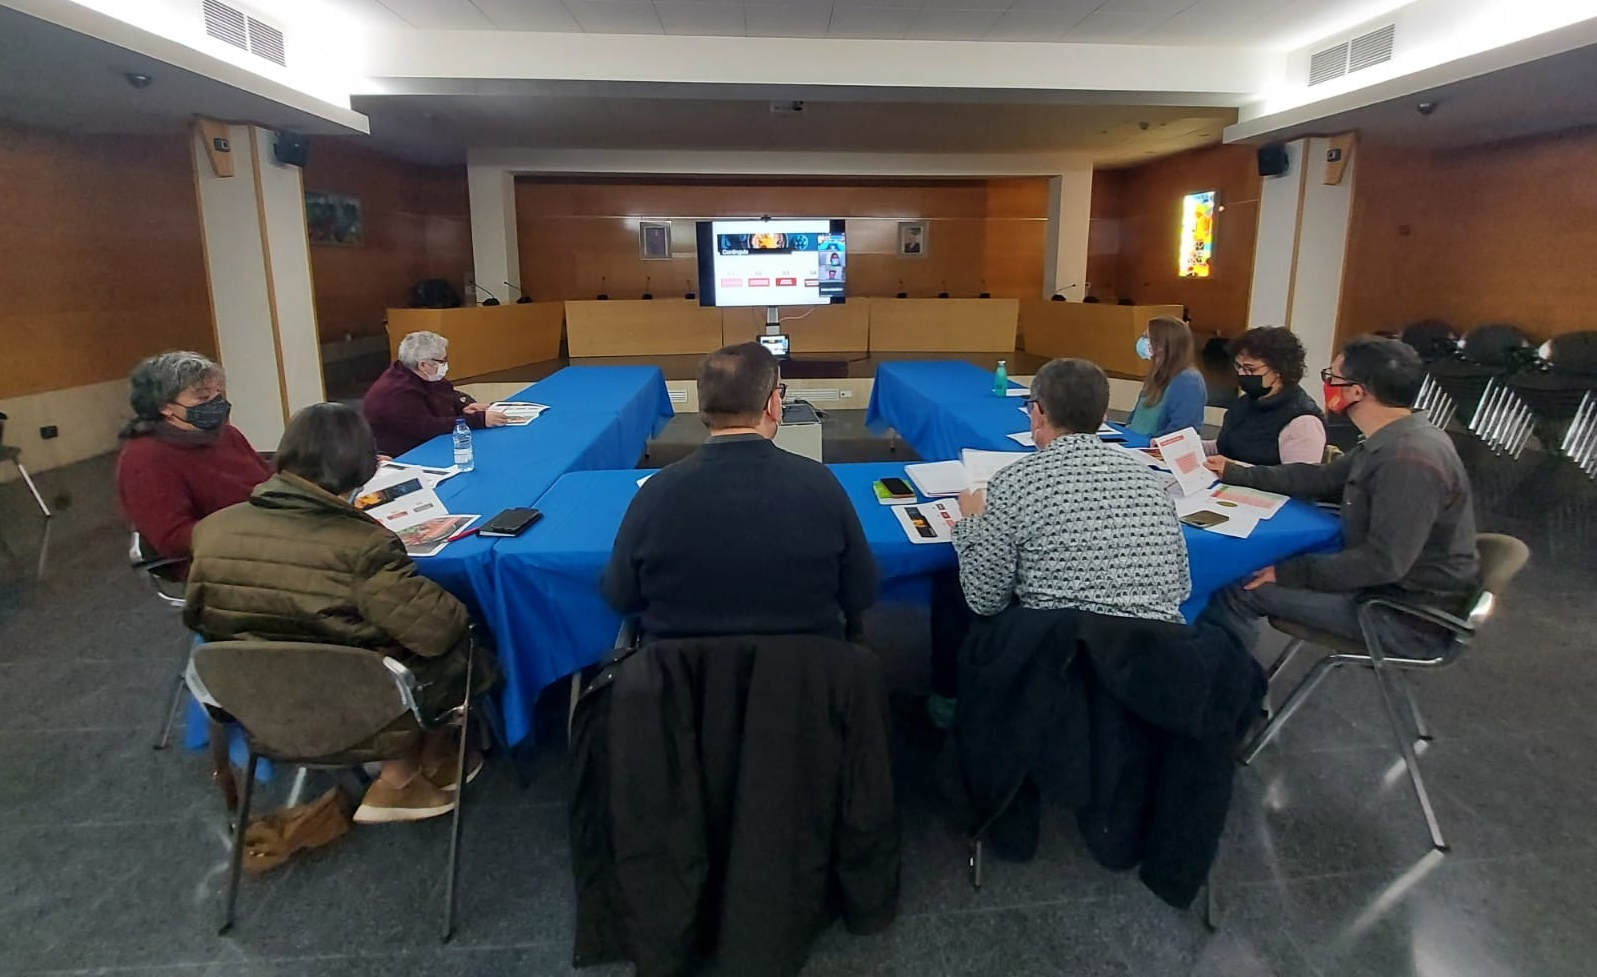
[125, 72, 154, 89]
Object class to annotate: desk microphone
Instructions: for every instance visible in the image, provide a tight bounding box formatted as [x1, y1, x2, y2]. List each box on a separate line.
[472, 283, 501, 306]
[503, 281, 533, 304]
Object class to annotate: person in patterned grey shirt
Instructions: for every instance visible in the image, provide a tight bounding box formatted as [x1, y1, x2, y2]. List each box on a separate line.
[928, 358, 1191, 726]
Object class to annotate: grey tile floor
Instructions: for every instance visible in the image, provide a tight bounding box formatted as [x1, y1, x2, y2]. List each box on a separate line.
[2, 421, 1596, 977]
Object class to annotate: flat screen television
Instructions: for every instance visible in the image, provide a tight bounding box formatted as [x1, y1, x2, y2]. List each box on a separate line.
[695, 219, 846, 308]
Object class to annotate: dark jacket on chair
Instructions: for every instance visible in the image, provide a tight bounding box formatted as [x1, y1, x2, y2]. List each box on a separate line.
[944, 605, 1263, 908]
[569, 634, 900, 977]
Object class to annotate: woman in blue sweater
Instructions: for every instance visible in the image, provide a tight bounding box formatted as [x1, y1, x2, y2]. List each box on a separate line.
[1126, 315, 1207, 437]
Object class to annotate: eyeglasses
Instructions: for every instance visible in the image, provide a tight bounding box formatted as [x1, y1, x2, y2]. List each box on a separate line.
[1021, 396, 1043, 414]
[1319, 368, 1358, 387]
[1234, 361, 1266, 376]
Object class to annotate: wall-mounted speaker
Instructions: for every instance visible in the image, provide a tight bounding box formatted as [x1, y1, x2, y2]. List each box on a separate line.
[1257, 142, 1288, 177]
[274, 131, 310, 167]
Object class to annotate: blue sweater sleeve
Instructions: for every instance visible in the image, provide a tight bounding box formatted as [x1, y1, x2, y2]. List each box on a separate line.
[1155, 369, 1208, 437]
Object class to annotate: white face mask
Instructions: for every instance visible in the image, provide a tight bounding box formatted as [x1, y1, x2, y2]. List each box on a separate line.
[425, 361, 449, 381]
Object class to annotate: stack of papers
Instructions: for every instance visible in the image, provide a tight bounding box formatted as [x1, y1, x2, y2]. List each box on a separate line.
[490, 402, 550, 426]
[892, 498, 963, 544]
[354, 466, 478, 557]
[1144, 428, 1291, 539]
[904, 449, 1026, 496]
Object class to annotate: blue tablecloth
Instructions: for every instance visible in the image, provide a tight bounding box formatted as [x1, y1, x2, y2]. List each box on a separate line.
[862, 359, 1343, 618]
[183, 366, 674, 750]
[494, 458, 1340, 739]
[866, 361, 1032, 460]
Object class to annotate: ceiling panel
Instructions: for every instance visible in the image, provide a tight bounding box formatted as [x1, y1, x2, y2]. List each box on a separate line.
[656, 3, 747, 36]
[315, 0, 413, 30]
[1062, 10, 1167, 42]
[563, 1, 666, 33]
[918, 0, 1014, 9]
[371, 0, 493, 29]
[982, 9, 1088, 41]
[743, 4, 833, 37]
[825, 6, 916, 39]
[906, 9, 1005, 40]
[472, 0, 583, 30]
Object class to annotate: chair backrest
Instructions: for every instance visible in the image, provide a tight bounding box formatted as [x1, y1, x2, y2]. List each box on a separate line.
[1547, 330, 1597, 376]
[190, 640, 421, 761]
[129, 531, 187, 606]
[1466, 533, 1531, 630]
[1463, 323, 1531, 367]
[1400, 319, 1459, 361]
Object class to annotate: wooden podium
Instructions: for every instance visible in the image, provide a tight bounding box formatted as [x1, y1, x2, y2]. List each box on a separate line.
[1018, 301, 1183, 376]
[385, 303, 564, 380]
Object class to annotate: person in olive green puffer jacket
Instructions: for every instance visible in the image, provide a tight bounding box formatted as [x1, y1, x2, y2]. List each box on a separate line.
[185, 403, 482, 825]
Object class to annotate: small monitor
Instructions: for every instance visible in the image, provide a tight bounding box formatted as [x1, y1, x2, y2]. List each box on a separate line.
[759, 334, 791, 358]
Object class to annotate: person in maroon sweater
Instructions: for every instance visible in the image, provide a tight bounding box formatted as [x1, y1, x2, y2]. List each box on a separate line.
[362, 331, 506, 457]
[115, 351, 272, 565]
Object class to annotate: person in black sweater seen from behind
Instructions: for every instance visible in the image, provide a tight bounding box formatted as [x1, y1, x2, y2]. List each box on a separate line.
[602, 341, 877, 640]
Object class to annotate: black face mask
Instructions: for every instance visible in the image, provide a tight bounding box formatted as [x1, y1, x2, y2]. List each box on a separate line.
[181, 396, 232, 431]
[1237, 374, 1269, 399]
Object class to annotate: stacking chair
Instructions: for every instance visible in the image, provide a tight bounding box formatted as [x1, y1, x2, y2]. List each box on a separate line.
[1507, 331, 1597, 474]
[130, 532, 192, 750]
[1241, 533, 1530, 851]
[188, 638, 484, 941]
[1425, 324, 1530, 438]
[1399, 319, 1460, 363]
[0, 411, 50, 517]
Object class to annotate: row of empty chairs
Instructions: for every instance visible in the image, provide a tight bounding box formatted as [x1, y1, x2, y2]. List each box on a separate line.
[1400, 320, 1597, 476]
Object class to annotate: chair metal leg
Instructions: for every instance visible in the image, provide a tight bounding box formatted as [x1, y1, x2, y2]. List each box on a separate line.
[567, 670, 582, 740]
[441, 698, 470, 943]
[1264, 639, 1305, 683]
[1392, 672, 1433, 742]
[12, 461, 51, 518]
[153, 671, 186, 750]
[1370, 664, 1448, 851]
[968, 837, 984, 891]
[1202, 875, 1219, 932]
[220, 752, 259, 935]
[1240, 655, 1347, 764]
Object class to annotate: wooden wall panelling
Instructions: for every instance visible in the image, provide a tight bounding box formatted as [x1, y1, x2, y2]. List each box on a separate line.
[515, 178, 1051, 304]
[720, 300, 872, 352]
[0, 125, 215, 399]
[1102, 144, 1261, 337]
[1337, 132, 1597, 343]
[386, 302, 564, 379]
[1019, 301, 1182, 377]
[565, 299, 726, 356]
[869, 298, 1019, 352]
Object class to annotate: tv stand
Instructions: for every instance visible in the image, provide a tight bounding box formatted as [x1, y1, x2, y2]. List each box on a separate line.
[765, 305, 780, 335]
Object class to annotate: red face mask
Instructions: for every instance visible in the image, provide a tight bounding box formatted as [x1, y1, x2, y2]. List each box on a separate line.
[1323, 381, 1351, 413]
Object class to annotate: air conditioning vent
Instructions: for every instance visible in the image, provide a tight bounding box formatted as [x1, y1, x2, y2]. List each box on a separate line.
[1308, 23, 1395, 86]
[247, 18, 286, 66]
[1308, 42, 1349, 86]
[203, 0, 247, 50]
[1348, 23, 1395, 73]
[202, 0, 287, 66]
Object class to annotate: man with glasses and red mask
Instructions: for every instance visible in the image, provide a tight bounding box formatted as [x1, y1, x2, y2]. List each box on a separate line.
[1201, 335, 1479, 656]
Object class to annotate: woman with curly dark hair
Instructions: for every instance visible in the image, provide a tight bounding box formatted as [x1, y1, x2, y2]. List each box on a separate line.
[1207, 326, 1326, 466]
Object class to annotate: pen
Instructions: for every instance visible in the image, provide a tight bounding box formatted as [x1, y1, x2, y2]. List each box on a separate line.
[447, 527, 480, 543]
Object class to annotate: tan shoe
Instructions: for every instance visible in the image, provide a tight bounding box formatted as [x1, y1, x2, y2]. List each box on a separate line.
[424, 749, 484, 792]
[353, 775, 457, 824]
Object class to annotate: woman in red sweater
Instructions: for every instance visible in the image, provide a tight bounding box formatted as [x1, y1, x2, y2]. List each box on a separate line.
[115, 351, 271, 564]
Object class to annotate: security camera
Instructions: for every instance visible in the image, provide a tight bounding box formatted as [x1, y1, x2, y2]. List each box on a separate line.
[1416, 100, 1438, 116]
[790, 100, 805, 113]
[125, 72, 153, 89]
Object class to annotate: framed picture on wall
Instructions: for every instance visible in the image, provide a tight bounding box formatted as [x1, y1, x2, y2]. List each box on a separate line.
[898, 220, 927, 256]
[639, 221, 672, 260]
[304, 191, 363, 246]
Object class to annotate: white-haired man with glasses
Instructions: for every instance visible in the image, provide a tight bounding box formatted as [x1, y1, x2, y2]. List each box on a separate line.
[362, 330, 507, 456]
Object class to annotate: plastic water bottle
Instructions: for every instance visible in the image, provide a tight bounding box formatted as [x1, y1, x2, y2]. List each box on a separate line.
[452, 418, 474, 472]
[992, 359, 1009, 397]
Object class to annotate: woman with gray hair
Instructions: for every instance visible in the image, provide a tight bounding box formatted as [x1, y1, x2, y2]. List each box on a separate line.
[361, 330, 506, 456]
[115, 350, 271, 564]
